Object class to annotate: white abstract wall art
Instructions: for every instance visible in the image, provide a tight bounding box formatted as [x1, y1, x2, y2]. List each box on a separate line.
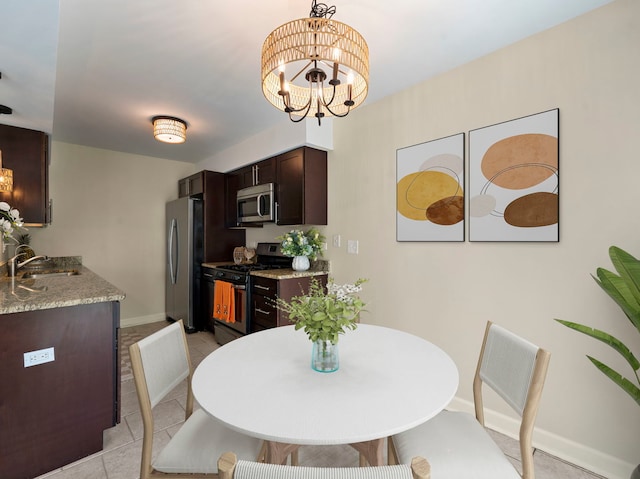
[469, 109, 559, 242]
[396, 133, 465, 242]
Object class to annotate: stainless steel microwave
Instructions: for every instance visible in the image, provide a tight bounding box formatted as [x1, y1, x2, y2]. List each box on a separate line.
[237, 183, 275, 223]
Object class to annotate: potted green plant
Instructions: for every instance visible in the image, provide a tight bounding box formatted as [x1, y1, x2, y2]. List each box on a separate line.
[555, 245, 640, 478]
[276, 228, 325, 271]
[274, 277, 367, 372]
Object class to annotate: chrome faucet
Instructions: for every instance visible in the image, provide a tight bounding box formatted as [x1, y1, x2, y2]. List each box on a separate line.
[6, 253, 48, 277]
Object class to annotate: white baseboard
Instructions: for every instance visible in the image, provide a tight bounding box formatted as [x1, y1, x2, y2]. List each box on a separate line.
[448, 397, 634, 479]
[120, 313, 166, 328]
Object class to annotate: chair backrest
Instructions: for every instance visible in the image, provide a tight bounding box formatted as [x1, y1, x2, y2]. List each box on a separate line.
[131, 319, 192, 408]
[218, 452, 430, 479]
[473, 321, 551, 479]
[129, 320, 195, 478]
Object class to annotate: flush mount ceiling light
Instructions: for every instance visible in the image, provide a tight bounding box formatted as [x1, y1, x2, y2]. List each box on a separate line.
[0, 150, 14, 193]
[261, 0, 369, 126]
[152, 116, 187, 144]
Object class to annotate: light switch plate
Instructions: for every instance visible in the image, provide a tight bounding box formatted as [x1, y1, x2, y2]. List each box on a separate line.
[347, 240, 359, 254]
[333, 234, 341, 248]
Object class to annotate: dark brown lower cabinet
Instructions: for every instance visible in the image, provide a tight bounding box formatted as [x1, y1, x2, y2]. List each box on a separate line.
[252, 274, 328, 331]
[0, 302, 120, 479]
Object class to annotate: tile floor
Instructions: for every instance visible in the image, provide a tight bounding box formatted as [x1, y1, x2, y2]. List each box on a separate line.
[35, 321, 606, 479]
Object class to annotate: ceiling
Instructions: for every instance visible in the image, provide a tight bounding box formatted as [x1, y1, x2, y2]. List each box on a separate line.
[2, 0, 613, 165]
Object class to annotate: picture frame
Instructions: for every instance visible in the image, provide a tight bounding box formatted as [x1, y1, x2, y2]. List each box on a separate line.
[468, 109, 559, 242]
[396, 133, 465, 242]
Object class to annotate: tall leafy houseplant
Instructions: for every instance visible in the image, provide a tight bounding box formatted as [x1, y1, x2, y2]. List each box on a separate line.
[555, 246, 640, 407]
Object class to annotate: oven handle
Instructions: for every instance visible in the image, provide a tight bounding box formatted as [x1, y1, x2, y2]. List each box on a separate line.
[233, 284, 246, 290]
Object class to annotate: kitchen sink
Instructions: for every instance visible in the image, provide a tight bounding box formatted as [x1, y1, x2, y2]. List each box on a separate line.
[21, 270, 81, 279]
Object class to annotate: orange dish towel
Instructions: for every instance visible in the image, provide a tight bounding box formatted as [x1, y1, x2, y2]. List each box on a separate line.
[213, 280, 235, 323]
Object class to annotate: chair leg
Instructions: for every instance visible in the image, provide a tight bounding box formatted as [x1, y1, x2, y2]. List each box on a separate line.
[387, 436, 398, 465]
[257, 441, 267, 462]
[359, 453, 367, 467]
[290, 449, 299, 466]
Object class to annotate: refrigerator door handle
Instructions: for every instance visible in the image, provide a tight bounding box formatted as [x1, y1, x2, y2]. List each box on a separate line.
[168, 218, 179, 284]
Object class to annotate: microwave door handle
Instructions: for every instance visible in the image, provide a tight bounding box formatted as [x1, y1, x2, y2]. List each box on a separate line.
[256, 194, 264, 217]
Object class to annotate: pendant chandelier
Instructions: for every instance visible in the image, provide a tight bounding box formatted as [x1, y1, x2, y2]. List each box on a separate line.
[261, 0, 369, 126]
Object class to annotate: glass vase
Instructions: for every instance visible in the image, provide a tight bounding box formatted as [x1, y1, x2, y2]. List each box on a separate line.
[311, 339, 339, 373]
[292, 255, 310, 271]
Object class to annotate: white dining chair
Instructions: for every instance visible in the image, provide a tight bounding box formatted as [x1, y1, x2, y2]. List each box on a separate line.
[129, 320, 265, 479]
[388, 321, 551, 479]
[218, 451, 431, 479]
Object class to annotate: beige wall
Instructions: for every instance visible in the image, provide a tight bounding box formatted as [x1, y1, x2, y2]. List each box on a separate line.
[29, 142, 195, 324]
[313, 0, 638, 476]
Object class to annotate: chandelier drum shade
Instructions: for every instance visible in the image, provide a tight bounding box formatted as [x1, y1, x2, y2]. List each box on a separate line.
[261, 1, 369, 125]
[152, 116, 187, 144]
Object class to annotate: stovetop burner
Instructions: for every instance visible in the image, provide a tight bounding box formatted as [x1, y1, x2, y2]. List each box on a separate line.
[214, 242, 292, 274]
[217, 263, 288, 273]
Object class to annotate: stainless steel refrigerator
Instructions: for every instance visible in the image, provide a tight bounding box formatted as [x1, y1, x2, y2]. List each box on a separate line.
[165, 196, 204, 332]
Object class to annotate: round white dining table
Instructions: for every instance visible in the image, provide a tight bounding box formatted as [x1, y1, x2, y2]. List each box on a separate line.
[192, 324, 458, 466]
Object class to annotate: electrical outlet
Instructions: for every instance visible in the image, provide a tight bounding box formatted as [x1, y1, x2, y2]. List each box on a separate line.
[347, 240, 359, 254]
[321, 241, 328, 251]
[24, 347, 55, 367]
[333, 234, 341, 248]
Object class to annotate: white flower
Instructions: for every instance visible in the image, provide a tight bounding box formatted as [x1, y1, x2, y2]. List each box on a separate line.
[1, 218, 11, 231]
[0, 201, 25, 244]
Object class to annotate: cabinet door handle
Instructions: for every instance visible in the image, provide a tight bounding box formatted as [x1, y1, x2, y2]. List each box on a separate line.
[254, 285, 272, 291]
[255, 308, 271, 315]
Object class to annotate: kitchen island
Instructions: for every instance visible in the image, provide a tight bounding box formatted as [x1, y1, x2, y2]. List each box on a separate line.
[0, 258, 125, 479]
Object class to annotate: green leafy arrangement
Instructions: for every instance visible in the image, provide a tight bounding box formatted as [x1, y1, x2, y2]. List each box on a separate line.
[555, 246, 640, 407]
[275, 277, 367, 344]
[277, 228, 325, 260]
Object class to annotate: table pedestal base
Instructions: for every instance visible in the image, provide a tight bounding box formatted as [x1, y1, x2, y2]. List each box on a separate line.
[265, 438, 385, 467]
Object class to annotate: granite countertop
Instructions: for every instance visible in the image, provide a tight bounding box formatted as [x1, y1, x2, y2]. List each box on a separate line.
[0, 257, 125, 315]
[250, 269, 328, 280]
[203, 259, 331, 278]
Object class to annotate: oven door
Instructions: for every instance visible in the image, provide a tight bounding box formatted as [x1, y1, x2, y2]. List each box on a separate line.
[213, 282, 248, 335]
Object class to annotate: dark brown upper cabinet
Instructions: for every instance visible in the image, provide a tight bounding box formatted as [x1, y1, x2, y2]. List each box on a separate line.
[276, 147, 327, 226]
[238, 157, 276, 189]
[224, 146, 327, 227]
[178, 172, 204, 198]
[0, 124, 50, 225]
